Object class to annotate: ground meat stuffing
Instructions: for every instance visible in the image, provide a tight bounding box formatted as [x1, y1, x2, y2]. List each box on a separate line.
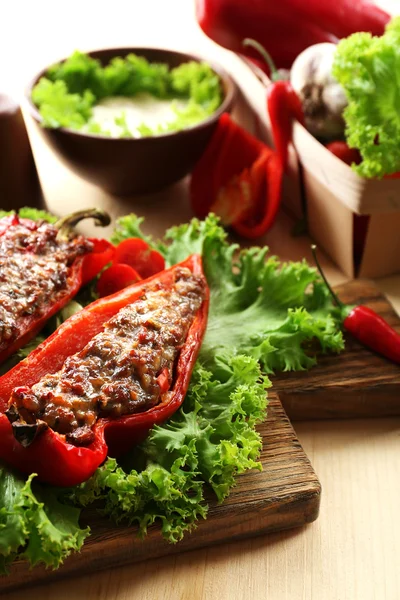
[8, 267, 206, 447]
[0, 218, 92, 346]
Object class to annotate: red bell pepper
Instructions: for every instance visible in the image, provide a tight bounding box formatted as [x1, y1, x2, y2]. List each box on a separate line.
[0, 209, 114, 365]
[113, 238, 165, 279]
[97, 263, 141, 297]
[0, 255, 209, 487]
[190, 113, 283, 239]
[196, 0, 389, 70]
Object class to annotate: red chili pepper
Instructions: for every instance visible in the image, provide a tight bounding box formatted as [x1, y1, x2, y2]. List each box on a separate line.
[113, 238, 165, 279]
[0, 255, 209, 486]
[190, 113, 283, 238]
[242, 39, 304, 173]
[0, 209, 114, 365]
[97, 263, 141, 297]
[196, 0, 389, 69]
[311, 246, 400, 364]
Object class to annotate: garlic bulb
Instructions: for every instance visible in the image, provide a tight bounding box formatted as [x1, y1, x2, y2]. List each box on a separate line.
[290, 43, 348, 141]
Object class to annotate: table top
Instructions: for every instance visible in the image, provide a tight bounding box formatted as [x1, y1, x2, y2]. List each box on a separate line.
[2, 1, 400, 599]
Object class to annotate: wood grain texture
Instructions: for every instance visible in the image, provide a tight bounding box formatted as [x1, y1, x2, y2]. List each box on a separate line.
[274, 280, 400, 420]
[0, 395, 320, 593]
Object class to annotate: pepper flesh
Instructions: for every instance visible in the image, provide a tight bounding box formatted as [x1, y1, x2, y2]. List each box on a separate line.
[196, 0, 389, 69]
[0, 255, 209, 486]
[190, 113, 283, 238]
[0, 212, 114, 364]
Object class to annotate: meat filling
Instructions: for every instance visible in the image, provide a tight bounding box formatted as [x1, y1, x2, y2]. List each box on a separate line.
[8, 267, 206, 447]
[0, 218, 92, 345]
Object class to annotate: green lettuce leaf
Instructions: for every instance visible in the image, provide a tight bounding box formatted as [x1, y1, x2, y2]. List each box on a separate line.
[68, 353, 268, 541]
[31, 79, 96, 129]
[333, 17, 400, 178]
[110, 214, 164, 250]
[170, 61, 222, 112]
[0, 466, 89, 574]
[112, 213, 344, 373]
[0, 207, 57, 222]
[47, 50, 109, 100]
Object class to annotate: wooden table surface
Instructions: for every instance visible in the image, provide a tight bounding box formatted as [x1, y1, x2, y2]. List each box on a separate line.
[2, 1, 400, 598]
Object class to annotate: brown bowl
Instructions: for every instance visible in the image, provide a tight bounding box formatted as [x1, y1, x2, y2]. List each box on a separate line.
[25, 47, 236, 196]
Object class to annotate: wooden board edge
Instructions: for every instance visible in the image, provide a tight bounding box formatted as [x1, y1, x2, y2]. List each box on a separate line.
[279, 385, 400, 421]
[0, 483, 321, 593]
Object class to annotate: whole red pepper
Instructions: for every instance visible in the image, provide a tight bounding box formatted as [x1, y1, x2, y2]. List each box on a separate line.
[312, 246, 400, 364]
[190, 113, 283, 238]
[242, 39, 304, 173]
[196, 0, 389, 69]
[0, 208, 114, 365]
[0, 255, 209, 486]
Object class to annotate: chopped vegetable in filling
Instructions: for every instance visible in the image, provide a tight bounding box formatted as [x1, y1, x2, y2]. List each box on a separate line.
[7, 267, 206, 447]
[0, 218, 92, 345]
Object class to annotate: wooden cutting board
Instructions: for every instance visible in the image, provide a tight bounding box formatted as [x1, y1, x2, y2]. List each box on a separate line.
[0, 394, 320, 593]
[1, 280, 399, 593]
[274, 280, 400, 420]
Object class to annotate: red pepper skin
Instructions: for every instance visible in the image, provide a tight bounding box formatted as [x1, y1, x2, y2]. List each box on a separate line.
[196, 0, 389, 69]
[97, 263, 141, 297]
[279, 0, 389, 40]
[267, 80, 304, 172]
[344, 306, 400, 365]
[0, 218, 114, 365]
[190, 113, 283, 238]
[232, 150, 283, 239]
[80, 239, 115, 286]
[0, 255, 209, 486]
[113, 238, 165, 279]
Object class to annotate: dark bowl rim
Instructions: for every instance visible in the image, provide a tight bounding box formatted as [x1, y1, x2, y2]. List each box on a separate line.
[24, 46, 236, 142]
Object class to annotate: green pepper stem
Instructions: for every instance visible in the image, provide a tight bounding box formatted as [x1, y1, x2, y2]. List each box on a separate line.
[311, 245, 344, 309]
[55, 208, 111, 241]
[242, 38, 279, 81]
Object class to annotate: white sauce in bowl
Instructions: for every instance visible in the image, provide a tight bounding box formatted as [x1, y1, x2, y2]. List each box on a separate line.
[87, 93, 188, 137]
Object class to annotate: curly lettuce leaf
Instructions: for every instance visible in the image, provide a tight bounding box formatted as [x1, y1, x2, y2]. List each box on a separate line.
[104, 54, 170, 99]
[113, 213, 344, 373]
[47, 51, 108, 100]
[333, 17, 400, 178]
[0, 207, 57, 222]
[111, 214, 158, 247]
[68, 353, 268, 541]
[0, 467, 88, 574]
[170, 61, 222, 112]
[32, 78, 96, 129]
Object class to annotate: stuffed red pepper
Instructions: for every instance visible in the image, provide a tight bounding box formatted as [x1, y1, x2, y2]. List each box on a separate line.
[0, 254, 209, 486]
[0, 208, 114, 364]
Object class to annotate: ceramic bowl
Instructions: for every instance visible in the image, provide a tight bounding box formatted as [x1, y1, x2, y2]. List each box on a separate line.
[26, 47, 236, 195]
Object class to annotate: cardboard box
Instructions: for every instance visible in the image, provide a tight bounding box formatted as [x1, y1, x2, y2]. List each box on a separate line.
[232, 58, 400, 279]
